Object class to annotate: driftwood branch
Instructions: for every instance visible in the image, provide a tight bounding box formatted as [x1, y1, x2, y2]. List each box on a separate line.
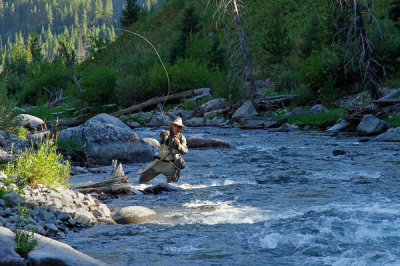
[112, 88, 211, 117]
[73, 160, 131, 194]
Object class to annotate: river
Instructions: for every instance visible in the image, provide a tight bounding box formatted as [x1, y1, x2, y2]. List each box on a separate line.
[63, 127, 400, 265]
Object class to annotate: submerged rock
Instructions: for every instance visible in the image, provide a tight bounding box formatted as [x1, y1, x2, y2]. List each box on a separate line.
[240, 118, 286, 129]
[112, 206, 159, 224]
[187, 136, 234, 149]
[139, 183, 185, 195]
[371, 131, 400, 142]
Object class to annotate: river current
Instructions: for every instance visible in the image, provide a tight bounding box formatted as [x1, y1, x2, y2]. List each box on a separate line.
[63, 127, 400, 265]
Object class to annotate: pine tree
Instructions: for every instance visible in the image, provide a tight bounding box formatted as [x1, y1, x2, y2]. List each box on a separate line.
[28, 29, 42, 62]
[120, 0, 141, 28]
[170, 5, 200, 63]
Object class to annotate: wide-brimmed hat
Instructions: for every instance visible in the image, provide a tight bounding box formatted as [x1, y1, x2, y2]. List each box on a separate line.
[168, 117, 186, 130]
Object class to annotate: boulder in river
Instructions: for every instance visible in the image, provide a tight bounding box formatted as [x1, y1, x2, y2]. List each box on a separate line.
[204, 116, 228, 127]
[112, 206, 160, 224]
[232, 101, 258, 121]
[185, 117, 205, 127]
[240, 118, 286, 129]
[58, 115, 154, 165]
[139, 183, 185, 194]
[187, 136, 234, 148]
[193, 98, 229, 117]
[371, 131, 400, 142]
[357, 115, 389, 136]
[87, 113, 131, 131]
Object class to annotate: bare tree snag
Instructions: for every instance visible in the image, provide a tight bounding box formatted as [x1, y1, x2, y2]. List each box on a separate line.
[231, 0, 256, 93]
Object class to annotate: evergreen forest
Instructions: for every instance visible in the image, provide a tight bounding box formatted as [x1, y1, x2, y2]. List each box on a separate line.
[1, 0, 400, 112]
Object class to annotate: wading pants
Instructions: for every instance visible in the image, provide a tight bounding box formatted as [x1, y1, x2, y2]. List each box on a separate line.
[139, 160, 179, 184]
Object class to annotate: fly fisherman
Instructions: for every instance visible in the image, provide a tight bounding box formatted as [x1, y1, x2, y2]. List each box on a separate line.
[139, 117, 188, 183]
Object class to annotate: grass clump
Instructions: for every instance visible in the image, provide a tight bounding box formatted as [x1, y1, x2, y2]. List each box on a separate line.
[5, 138, 70, 189]
[384, 113, 400, 128]
[14, 229, 38, 258]
[276, 109, 347, 127]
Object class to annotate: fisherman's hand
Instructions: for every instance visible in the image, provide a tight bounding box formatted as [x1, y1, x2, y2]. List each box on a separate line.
[164, 130, 170, 137]
[174, 137, 180, 146]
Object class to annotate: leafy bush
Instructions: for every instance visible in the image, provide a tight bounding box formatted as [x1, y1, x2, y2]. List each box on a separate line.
[5, 138, 70, 189]
[297, 47, 344, 105]
[384, 113, 400, 128]
[149, 58, 227, 98]
[270, 64, 299, 92]
[81, 66, 117, 106]
[0, 90, 19, 134]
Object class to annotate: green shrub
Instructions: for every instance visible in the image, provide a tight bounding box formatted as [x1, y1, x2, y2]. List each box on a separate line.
[285, 109, 347, 127]
[5, 138, 70, 189]
[270, 64, 299, 92]
[384, 113, 400, 128]
[81, 66, 117, 106]
[297, 47, 344, 105]
[14, 229, 37, 258]
[0, 90, 19, 134]
[149, 58, 227, 98]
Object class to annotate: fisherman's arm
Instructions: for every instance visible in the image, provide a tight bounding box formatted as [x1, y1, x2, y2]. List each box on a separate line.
[176, 135, 188, 155]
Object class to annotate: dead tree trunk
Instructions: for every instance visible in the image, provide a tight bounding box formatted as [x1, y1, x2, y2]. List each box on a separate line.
[334, 0, 382, 101]
[353, 0, 381, 100]
[231, 0, 256, 94]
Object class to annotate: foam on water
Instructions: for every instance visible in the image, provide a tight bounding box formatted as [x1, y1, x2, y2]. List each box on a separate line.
[180, 200, 271, 225]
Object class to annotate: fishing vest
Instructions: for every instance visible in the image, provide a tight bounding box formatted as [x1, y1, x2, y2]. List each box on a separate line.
[158, 131, 186, 161]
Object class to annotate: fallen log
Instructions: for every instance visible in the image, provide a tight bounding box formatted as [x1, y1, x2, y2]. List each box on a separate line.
[253, 95, 300, 111]
[73, 160, 131, 194]
[111, 88, 211, 117]
[47, 114, 91, 129]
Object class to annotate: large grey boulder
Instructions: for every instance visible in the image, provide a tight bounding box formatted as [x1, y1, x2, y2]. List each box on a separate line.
[193, 98, 229, 117]
[371, 131, 400, 142]
[146, 112, 177, 127]
[87, 113, 131, 131]
[28, 231, 106, 265]
[187, 136, 234, 148]
[307, 104, 329, 114]
[232, 101, 258, 121]
[240, 118, 286, 129]
[357, 115, 389, 136]
[0, 227, 26, 266]
[16, 114, 45, 130]
[58, 120, 153, 165]
[185, 117, 205, 127]
[112, 206, 159, 224]
[204, 116, 228, 127]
